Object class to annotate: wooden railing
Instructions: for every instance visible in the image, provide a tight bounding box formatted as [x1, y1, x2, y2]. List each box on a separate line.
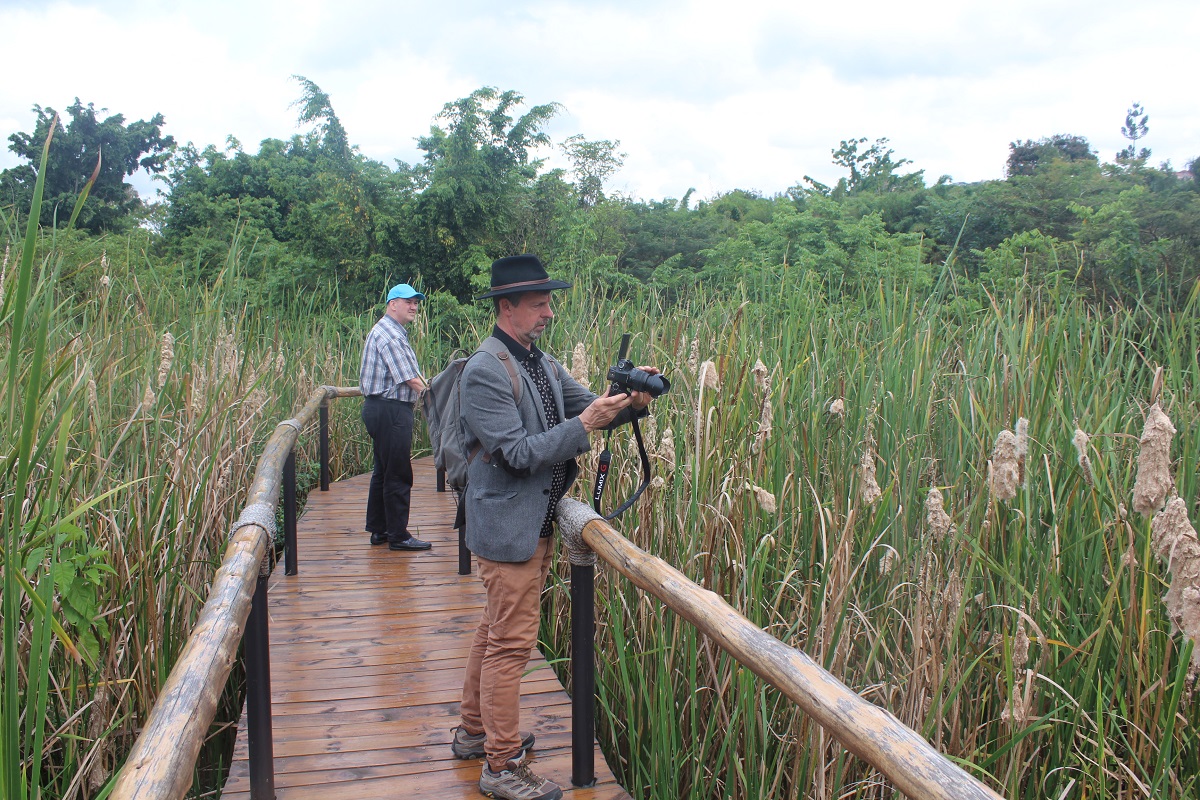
[554, 498, 1005, 800]
[109, 385, 360, 800]
[110, 384, 1001, 800]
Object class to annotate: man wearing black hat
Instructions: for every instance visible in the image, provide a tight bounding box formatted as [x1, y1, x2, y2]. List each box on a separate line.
[450, 255, 660, 800]
[359, 283, 433, 551]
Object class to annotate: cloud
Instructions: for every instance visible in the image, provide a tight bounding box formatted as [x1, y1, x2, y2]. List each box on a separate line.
[2, 0, 1199, 203]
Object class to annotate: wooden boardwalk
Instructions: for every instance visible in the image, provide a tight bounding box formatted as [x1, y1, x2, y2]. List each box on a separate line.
[221, 459, 630, 800]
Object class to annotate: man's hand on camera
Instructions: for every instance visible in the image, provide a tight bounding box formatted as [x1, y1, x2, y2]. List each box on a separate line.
[579, 392, 633, 433]
[629, 366, 661, 410]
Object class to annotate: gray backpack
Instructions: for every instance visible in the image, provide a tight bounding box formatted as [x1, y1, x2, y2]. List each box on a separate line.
[422, 337, 521, 492]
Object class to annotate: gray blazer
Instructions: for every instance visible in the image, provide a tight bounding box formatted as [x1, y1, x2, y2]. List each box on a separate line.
[460, 338, 625, 562]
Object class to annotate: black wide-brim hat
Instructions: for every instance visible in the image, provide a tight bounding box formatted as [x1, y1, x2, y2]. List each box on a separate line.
[477, 254, 572, 300]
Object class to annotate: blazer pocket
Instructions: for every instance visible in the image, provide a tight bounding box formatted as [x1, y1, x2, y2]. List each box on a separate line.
[472, 487, 519, 502]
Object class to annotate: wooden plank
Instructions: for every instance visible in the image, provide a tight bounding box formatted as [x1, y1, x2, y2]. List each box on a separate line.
[221, 461, 629, 799]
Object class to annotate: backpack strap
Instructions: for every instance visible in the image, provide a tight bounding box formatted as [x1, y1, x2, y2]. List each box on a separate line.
[466, 337, 524, 465]
[477, 337, 522, 404]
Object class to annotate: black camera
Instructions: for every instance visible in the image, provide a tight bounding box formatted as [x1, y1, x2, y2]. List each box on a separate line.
[606, 333, 670, 398]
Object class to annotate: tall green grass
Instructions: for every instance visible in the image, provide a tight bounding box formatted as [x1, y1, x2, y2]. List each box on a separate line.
[0, 206, 382, 796]
[539, 271, 1200, 799]
[4, 170, 1198, 800]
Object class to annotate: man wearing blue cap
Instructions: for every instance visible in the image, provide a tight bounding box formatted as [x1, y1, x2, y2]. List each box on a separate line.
[359, 283, 432, 551]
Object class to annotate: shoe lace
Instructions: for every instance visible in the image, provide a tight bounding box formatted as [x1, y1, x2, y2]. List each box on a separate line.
[509, 762, 544, 789]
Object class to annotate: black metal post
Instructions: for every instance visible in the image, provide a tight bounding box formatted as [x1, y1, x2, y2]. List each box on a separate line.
[570, 562, 596, 788]
[319, 403, 330, 491]
[284, 450, 297, 576]
[246, 572, 275, 800]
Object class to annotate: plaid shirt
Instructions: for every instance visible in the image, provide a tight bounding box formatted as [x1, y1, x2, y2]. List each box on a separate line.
[359, 315, 421, 402]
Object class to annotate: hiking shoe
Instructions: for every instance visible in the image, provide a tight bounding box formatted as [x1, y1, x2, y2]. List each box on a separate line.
[388, 536, 432, 551]
[451, 726, 535, 760]
[479, 760, 562, 800]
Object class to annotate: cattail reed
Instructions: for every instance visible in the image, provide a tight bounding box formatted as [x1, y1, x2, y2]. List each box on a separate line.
[1015, 417, 1029, 485]
[925, 487, 954, 542]
[156, 332, 175, 389]
[658, 427, 675, 465]
[1072, 427, 1094, 486]
[1150, 497, 1200, 675]
[751, 359, 772, 454]
[859, 423, 882, 506]
[989, 430, 1020, 502]
[571, 342, 590, 387]
[748, 483, 776, 514]
[1133, 403, 1176, 516]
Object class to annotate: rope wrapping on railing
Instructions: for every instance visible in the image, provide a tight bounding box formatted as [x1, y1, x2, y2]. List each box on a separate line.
[557, 498, 599, 567]
[228, 502, 278, 577]
[279, 418, 303, 432]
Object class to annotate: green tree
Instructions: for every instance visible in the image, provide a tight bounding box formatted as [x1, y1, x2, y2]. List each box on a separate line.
[0, 99, 174, 232]
[1005, 134, 1095, 177]
[1116, 101, 1150, 166]
[407, 87, 562, 298]
[805, 137, 925, 197]
[560, 134, 625, 207]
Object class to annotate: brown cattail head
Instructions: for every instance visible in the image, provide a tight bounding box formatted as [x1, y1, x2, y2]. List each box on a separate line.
[658, 427, 676, 464]
[751, 359, 769, 391]
[860, 447, 882, 506]
[570, 342, 590, 388]
[925, 487, 955, 542]
[156, 331, 175, 389]
[1015, 417, 1029, 485]
[748, 484, 777, 514]
[1073, 427, 1095, 487]
[1133, 403, 1176, 516]
[699, 360, 720, 390]
[989, 430, 1020, 502]
[1150, 497, 1200, 672]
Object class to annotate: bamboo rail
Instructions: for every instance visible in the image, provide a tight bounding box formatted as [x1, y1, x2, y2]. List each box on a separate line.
[110, 386, 360, 800]
[555, 498, 1004, 800]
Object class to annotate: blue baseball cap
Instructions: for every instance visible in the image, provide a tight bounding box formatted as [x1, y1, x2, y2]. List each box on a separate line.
[386, 283, 425, 302]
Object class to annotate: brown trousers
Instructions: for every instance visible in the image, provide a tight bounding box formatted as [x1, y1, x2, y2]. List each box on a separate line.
[459, 536, 554, 771]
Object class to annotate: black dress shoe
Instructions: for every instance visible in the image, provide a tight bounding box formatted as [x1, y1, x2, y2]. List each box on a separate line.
[389, 536, 432, 551]
[369, 532, 388, 545]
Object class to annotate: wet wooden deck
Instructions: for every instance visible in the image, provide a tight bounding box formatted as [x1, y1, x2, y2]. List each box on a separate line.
[221, 459, 629, 800]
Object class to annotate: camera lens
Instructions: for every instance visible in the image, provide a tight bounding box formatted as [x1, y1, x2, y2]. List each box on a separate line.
[628, 370, 670, 398]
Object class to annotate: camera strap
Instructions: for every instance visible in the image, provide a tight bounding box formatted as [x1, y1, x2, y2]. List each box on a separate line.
[591, 434, 612, 510]
[592, 416, 653, 520]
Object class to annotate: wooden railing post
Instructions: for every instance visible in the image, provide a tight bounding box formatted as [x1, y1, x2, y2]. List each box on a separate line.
[283, 449, 298, 576]
[245, 566, 275, 800]
[319, 402, 330, 491]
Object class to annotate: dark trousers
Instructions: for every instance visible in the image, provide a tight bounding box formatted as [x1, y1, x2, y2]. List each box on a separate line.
[362, 396, 414, 542]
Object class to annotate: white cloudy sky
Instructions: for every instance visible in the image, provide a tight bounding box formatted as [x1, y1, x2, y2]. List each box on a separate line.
[1, 0, 1197, 203]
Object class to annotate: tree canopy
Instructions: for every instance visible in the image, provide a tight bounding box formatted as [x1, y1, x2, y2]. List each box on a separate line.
[0, 99, 174, 233]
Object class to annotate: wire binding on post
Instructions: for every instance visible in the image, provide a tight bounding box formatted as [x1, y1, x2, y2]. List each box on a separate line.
[557, 498, 600, 567]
